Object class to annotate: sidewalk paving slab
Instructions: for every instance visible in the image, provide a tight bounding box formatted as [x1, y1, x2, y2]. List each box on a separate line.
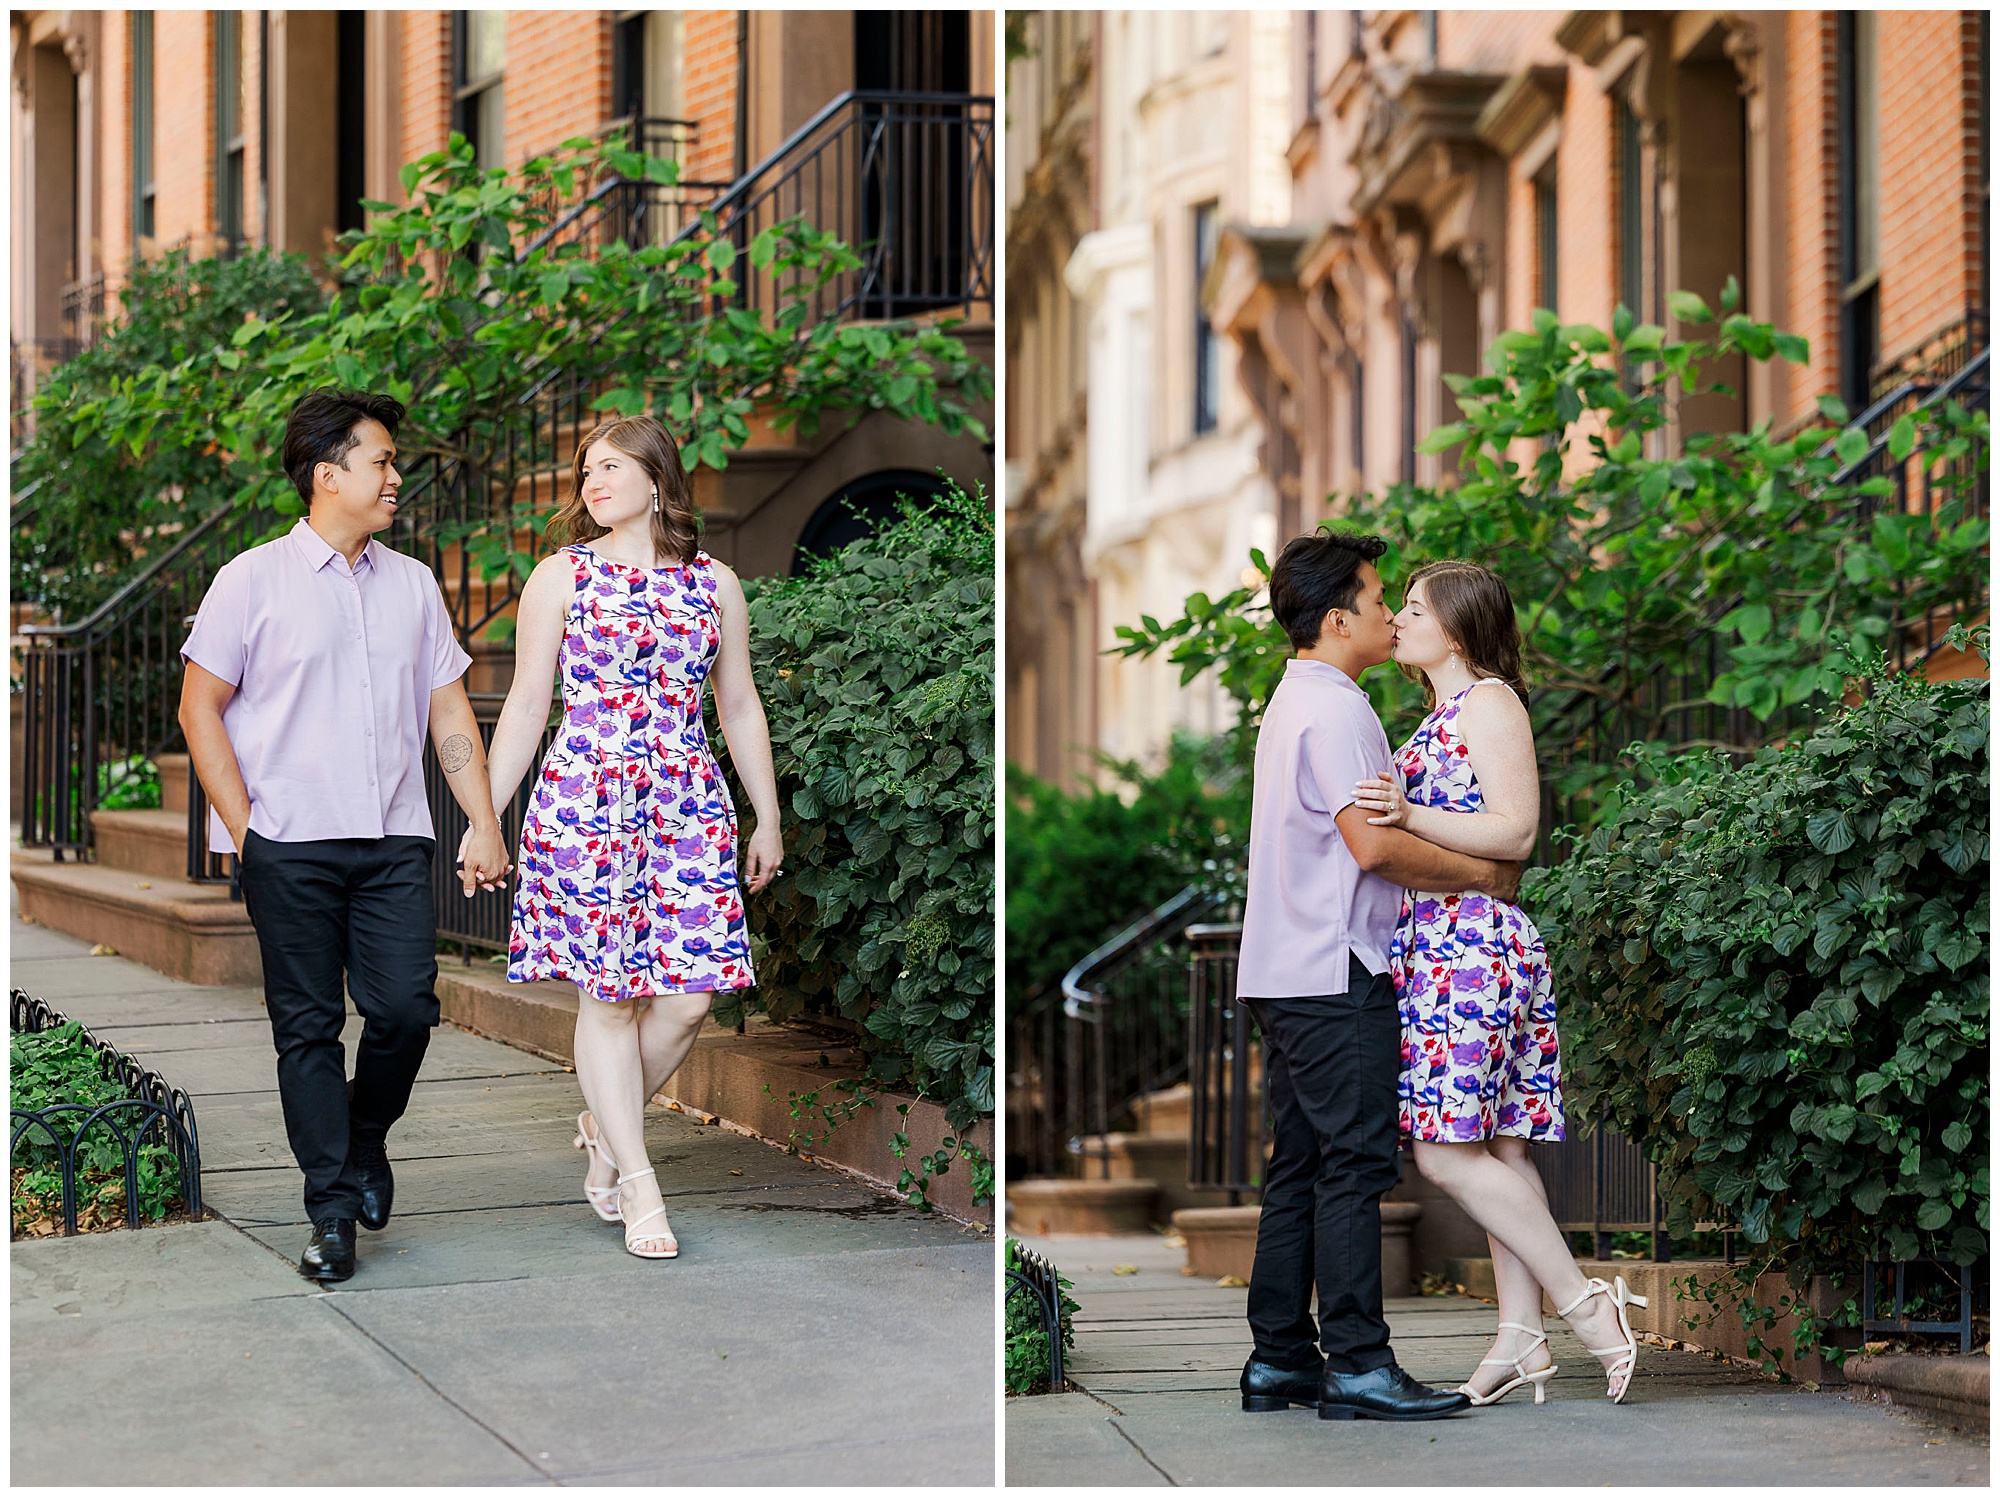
[12, 902, 994, 1486]
[1005, 1232, 1987, 1487]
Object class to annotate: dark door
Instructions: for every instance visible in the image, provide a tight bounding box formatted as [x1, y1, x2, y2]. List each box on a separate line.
[853, 13, 972, 317]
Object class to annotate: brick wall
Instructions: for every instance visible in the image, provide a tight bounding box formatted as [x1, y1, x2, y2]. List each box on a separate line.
[152, 10, 213, 251]
[1875, 9, 1979, 362]
[1783, 10, 1842, 426]
[99, 12, 129, 285]
[1557, 69, 1616, 330]
[401, 10, 452, 171]
[504, 11, 611, 163]
[682, 11, 739, 184]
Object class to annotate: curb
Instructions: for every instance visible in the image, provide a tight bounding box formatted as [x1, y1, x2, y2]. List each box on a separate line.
[433, 963, 993, 1226]
[1843, 1353, 1989, 1434]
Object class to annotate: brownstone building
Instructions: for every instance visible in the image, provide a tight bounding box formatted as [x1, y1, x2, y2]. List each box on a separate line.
[10, 9, 996, 575]
[1006, 10, 1988, 787]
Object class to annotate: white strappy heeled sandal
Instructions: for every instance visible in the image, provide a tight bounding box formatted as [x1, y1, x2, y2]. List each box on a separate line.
[573, 1110, 622, 1223]
[1456, 1320, 1558, 1406]
[1556, 1274, 1648, 1403]
[617, 1167, 679, 1260]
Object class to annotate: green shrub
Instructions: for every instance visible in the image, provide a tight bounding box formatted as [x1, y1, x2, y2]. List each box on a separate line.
[713, 483, 992, 1131]
[1005, 1237, 1078, 1396]
[13, 247, 330, 619]
[1005, 734, 1246, 1003]
[1524, 646, 1989, 1297]
[11, 1021, 185, 1230]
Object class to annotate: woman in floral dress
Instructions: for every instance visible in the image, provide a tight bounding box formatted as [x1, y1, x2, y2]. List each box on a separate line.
[1353, 561, 1647, 1406]
[481, 415, 782, 1260]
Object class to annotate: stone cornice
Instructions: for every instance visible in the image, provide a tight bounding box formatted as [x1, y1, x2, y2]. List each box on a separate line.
[1351, 71, 1507, 216]
[1475, 65, 1569, 159]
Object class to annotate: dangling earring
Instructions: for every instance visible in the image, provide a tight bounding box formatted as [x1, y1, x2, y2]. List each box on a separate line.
[652, 486, 660, 515]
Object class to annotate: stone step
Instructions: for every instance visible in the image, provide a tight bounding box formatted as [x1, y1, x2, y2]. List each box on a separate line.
[90, 808, 192, 880]
[430, 960, 992, 1225]
[1073, 1131, 1236, 1222]
[11, 848, 260, 988]
[1006, 1177, 1160, 1236]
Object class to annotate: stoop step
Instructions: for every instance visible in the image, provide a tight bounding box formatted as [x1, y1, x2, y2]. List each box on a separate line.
[90, 808, 196, 881]
[11, 847, 261, 988]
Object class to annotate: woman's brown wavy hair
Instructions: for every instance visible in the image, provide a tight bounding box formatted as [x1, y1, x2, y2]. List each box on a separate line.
[545, 416, 699, 564]
[1400, 560, 1532, 710]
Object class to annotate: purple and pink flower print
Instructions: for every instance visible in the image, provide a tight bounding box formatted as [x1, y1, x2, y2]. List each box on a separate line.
[507, 547, 755, 1002]
[1391, 681, 1564, 1145]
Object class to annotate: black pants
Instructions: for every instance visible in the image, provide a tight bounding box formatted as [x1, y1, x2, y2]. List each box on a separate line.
[240, 831, 440, 1224]
[1244, 957, 1402, 1375]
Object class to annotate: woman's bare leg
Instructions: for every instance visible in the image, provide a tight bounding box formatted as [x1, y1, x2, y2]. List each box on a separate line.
[636, 992, 716, 1101]
[572, 991, 672, 1249]
[1415, 1137, 1633, 1394]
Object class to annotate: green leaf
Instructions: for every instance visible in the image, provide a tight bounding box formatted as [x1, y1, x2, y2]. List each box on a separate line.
[1774, 333, 1809, 364]
[538, 271, 569, 307]
[1835, 426, 1870, 468]
[1805, 809, 1856, 855]
[1667, 290, 1712, 324]
[1415, 422, 1467, 455]
[705, 238, 737, 275]
[1885, 414, 1917, 462]
[1816, 394, 1850, 425]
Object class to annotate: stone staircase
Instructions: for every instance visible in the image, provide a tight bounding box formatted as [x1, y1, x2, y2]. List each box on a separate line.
[10, 753, 262, 988]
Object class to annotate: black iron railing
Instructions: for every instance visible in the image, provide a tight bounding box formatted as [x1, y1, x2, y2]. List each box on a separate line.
[1861, 1258, 1986, 1354]
[1006, 886, 1218, 1183]
[58, 273, 107, 360]
[566, 91, 995, 324]
[9, 988, 203, 1236]
[1005, 1239, 1070, 1394]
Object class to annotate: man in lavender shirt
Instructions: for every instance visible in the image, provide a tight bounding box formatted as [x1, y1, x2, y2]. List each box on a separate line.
[1235, 530, 1520, 1422]
[178, 389, 512, 1283]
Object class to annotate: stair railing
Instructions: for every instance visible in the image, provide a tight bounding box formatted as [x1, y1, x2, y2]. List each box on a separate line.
[1007, 886, 1218, 1182]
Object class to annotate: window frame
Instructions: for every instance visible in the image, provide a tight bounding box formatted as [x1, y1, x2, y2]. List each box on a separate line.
[1193, 199, 1222, 437]
[131, 11, 155, 243]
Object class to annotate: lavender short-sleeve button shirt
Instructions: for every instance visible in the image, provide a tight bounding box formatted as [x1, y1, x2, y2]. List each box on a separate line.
[180, 520, 472, 854]
[1237, 659, 1403, 999]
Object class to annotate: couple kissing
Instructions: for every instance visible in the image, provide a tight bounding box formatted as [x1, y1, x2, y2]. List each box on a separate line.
[1235, 529, 1647, 1422]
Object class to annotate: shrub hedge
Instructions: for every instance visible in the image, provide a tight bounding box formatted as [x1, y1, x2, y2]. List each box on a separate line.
[712, 484, 993, 1130]
[1525, 651, 1989, 1287]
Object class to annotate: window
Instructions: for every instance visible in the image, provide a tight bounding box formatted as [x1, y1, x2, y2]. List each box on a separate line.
[214, 12, 245, 251]
[1301, 12, 1318, 124]
[612, 10, 646, 124]
[1838, 10, 1880, 411]
[131, 12, 154, 243]
[336, 13, 367, 234]
[454, 10, 506, 171]
[1193, 201, 1222, 435]
[1615, 99, 1642, 320]
[1535, 163, 1559, 315]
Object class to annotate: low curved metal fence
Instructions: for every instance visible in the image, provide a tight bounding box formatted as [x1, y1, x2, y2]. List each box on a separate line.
[1005, 1240, 1068, 1394]
[9, 989, 203, 1236]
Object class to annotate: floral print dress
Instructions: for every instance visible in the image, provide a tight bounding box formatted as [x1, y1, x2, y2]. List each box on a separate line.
[507, 546, 754, 1002]
[1391, 678, 1564, 1144]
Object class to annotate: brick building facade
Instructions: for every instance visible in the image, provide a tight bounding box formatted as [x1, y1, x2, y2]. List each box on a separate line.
[1006, 9, 1988, 785]
[11, 9, 996, 577]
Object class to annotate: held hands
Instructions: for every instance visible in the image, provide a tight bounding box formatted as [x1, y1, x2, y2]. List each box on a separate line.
[1354, 772, 1410, 828]
[455, 821, 513, 898]
[743, 823, 784, 894]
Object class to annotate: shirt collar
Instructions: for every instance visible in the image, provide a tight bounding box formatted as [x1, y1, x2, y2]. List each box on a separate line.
[1285, 657, 1366, 695]
[289, 518, 376, 574]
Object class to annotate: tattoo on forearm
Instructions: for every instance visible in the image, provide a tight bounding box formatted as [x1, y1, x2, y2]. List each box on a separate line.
[440, 733, 475, 774]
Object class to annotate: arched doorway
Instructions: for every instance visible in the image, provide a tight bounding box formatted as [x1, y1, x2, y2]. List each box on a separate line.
[789, 468, 953, 576]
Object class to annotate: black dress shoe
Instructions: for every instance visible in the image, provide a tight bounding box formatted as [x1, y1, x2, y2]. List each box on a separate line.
[1242, 1354, 1325, 1412]
[300, 1219, 357, 1283]
[351, 1141, 394, 1232]
[1319, 1362, 1471, 1421]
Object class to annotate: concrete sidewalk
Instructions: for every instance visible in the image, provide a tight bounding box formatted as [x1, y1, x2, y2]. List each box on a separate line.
[1005, 1234, 1987, 1487]
[10, 904, 993, 1485]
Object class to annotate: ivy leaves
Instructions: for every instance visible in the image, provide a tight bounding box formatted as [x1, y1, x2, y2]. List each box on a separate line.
[710, 486, 994, 1130]
[1525, 658, 1990, 1282]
